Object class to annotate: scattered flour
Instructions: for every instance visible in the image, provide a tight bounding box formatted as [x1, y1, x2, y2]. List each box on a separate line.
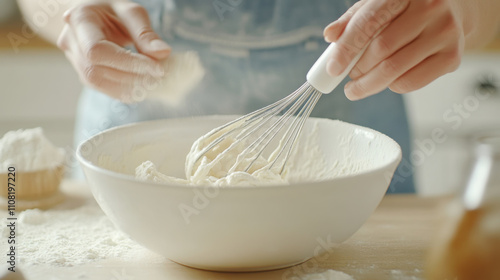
[0, 202, 164, 267]
[299, 269, 354, 280]
[145, 51, 205, 105]
[390, 269, 421, 280]
[0, 128, 65, 171]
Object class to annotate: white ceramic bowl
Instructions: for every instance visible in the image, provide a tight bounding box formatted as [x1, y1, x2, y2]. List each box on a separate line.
[76, 115, 401, 272]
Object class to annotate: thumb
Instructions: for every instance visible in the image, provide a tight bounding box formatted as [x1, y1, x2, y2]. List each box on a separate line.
[114, 2, 170, 60]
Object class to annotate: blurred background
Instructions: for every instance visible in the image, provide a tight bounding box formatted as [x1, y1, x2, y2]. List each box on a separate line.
[1, 0, 499, 196]
[0, 0, 80, 158]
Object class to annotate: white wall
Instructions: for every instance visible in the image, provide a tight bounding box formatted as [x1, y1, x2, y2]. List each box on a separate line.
[0, 49, 82, 149]
[405, 53, 500, 196]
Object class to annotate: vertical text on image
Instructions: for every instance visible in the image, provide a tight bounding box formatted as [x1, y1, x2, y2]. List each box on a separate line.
[6, 166, 17, 273]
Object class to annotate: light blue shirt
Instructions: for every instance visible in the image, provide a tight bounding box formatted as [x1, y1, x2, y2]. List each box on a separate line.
[75, 0, 415, 193]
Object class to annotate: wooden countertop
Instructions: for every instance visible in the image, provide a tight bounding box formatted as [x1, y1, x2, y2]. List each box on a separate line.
[321, 194, 446, 280]
[14, 180, 452, 280]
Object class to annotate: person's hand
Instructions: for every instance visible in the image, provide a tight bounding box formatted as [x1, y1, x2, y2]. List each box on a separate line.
[57, 1, 171, 102]
[324, 0, 465, 100]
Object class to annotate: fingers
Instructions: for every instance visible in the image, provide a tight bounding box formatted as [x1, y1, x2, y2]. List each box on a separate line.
[113, 2, 171, 60]
[324, 0, 365, 43]
[79, 66, 139, 100]
[68, 48, 162, 102]
[344, 34, 445, 100]
[66, 6, 164, 75]
[60, 28, 136, 100]
[56, 25, 70, 50]
[64, 5, 108, 48]
[58, 3, 168, 101]
[326, 0, 466, 100]
[327, 0, 410, 76]
[77, 41, 165, 76]
[349, 6, 426, 79]
[389, 50, 462, 94]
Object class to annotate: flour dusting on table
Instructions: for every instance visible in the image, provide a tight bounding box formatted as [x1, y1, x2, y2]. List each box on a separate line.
[0, 199, 164, 267]
[300, 269, 354, 280]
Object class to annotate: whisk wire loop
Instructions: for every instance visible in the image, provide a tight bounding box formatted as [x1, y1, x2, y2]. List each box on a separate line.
[269, 87, 322, 174]
[232, 85, 317, 174]
[193, 82, 324, 177]
[192, 83, 309, 166]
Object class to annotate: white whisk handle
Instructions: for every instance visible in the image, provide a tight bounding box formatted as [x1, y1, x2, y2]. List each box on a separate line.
[307, 27, 386, 94]
[306, 42, 366, 94]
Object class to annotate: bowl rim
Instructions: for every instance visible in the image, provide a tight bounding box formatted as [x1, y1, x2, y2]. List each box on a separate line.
[76, 115, 402, 190]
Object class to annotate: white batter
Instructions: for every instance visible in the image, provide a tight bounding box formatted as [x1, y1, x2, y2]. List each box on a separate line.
[135, 122, 365, 187]
[136, 126, 289, 186]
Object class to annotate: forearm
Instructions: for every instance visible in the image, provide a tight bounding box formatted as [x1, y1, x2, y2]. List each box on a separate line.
[458, 0, 500, 50]
[16, 0, 126, 45]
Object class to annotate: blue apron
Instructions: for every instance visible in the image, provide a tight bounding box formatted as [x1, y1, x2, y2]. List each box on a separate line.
[74, 0, 415, 193]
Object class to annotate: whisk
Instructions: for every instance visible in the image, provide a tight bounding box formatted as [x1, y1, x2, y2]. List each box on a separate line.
[186, 40, 371, 179]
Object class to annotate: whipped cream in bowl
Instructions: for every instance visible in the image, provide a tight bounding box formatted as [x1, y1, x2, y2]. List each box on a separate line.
[77, 115, 401, 272]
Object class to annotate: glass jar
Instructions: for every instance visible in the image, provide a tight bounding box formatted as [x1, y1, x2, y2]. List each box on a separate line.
[427, 134, 500, 280]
